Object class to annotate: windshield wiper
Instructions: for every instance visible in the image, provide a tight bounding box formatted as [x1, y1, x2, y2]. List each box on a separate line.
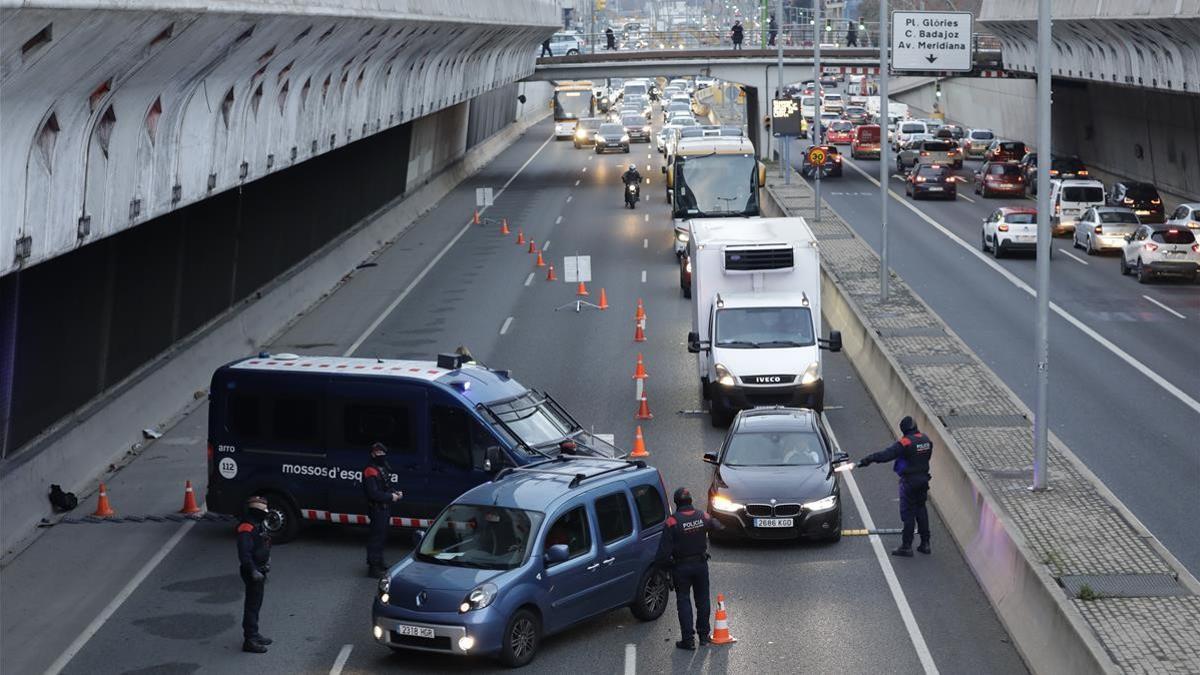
[757, 340, 810, 348]
[716, 340, 760, 348]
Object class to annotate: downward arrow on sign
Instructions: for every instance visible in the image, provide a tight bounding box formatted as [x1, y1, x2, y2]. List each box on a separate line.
[925, 54, 938, 64]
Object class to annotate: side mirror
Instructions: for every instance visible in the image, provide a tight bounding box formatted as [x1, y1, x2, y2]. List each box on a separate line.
[687, 330, 701, 354]
[544, 544, 570, 564]
[820, 330, 843, 353]
[661, 165, 667, 175]
[412, 529, 427, 548]
[832, 451, 850, 465]
[703, 451, 719, 465]
[483, 446, 504, 472]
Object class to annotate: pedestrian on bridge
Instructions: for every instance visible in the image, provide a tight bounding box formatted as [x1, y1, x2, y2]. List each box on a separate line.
[855, 416, 933, 557]
[731, 21, 744, 50]
[768, 14, 778, 47]
[363, 442, 403, 578]
[540, 38, 552, 58]
[846, 18, 861, 47]
[606, 27, 616, 50]
[236, 495, 273, 654]
[658, 487, 725, 650]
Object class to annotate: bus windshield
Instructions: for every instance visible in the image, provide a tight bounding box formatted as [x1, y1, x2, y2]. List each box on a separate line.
[554, 90, 594, 120]
[674, 153, 759, 218]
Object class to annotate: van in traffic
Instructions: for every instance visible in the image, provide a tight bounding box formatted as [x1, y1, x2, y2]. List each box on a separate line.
[686, 218, 842, 425]
[1049, 179, 1106, 235]
[206, 353, 619, 541]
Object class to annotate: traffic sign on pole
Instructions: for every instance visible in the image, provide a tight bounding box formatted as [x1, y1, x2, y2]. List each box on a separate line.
[891, 11, 973, 72]
[772, 98, 803, 137]
[806, 146, 827, 166]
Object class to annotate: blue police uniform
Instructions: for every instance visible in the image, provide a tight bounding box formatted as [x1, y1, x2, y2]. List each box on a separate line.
[236, 503, 272, 652]
[363, 446, 398, 575]
[858, 416, 933, 555]
[657, 488, 724, 649]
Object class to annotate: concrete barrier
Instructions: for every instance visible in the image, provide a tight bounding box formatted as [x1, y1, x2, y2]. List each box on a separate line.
[761, 185, 1120, 674]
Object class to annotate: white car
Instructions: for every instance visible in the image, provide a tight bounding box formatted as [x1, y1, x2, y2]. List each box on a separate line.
[982, 207, 1043, 258]
[892, 120, 929, 150]
[1166, 203, 1200, 231]
[961, 128, 995, 158]
[1121, 225, 1200, 283]
[1073, 206, 1141, 255]
[822, 93, 845, 113]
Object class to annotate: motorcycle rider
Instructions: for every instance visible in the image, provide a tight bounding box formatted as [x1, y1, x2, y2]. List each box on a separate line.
[622, 163, 642, 206]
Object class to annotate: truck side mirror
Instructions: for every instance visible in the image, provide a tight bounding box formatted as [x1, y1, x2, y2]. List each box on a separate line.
[703, 451, 719, 464]
[820, 330, 843, 353]
[687, 331, 701, 354]
[544, 544, 570, 564]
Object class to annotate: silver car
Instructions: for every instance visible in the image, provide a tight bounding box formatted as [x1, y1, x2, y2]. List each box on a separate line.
[1074, 206, 1141, 254]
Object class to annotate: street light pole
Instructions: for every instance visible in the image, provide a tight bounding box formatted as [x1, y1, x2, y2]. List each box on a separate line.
[777, 0, 787, 184]
[878, 0, 890, 301]
[1032, 0, 1052, 490]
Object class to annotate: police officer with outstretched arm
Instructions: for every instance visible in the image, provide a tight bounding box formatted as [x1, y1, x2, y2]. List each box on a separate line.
[855, 416, 933, 557]
[657, 487, 725, 650]
[236, 495, 273, 653]
[363, 442, 403, 577]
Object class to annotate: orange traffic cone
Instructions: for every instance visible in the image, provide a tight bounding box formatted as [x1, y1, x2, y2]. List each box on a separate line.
[93, 482, 116, 517]
[632, 353, 648, 380]
[634, 319, 646, 342]
[546, 264, 557, 281]
[635, 394, 654, 420]
[635, 298, 646, 321]
[535, 250, 546, 267]
[629, 425, 650, 458]
[516, 229, 525, 245]
[473, 209, 480, 225]
[709, 594, 737, 644]
[500, 218, 510, 235]
[576, 281, 589, 297]
[598, 288, 609, 310]
[180, 480, 202, 514]
[528, 239, 537, 254]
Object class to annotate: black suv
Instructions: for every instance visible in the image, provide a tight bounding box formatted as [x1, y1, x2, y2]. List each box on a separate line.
[1107, 181, 1166, 223]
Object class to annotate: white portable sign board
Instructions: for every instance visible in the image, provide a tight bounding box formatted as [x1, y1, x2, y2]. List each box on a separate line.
[563, 256, 592, 283]
[475, 187, 494, 207]
[891, 11, 973, 72]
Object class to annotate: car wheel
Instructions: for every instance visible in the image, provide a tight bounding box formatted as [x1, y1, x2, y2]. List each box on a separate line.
[629, 566, 671, 621]
[981, 230, 990, 252]
[1086, 235, 1096, 256]
[566, 49, 579, 56]
[1072, 231, 1081, 249]
[710, 400, 733, 428]
[1137, 259, 1152, 284]
[982, 186, 991, 199]
[261, 491, 301, 544]
[498, 608, 541, 668]
[700, 378, 711, 401]
[624, 147, 630, 153]
[993, 239, 1004, 259]
[1120, 255, 1130, 275]
[683, 282, 691, 299]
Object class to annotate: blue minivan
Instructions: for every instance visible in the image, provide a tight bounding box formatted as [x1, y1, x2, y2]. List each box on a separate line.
[206, 352, 618, 541]
[372, 456, 672, 667]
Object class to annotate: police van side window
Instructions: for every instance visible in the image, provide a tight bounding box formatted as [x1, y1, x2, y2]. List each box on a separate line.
[545, 506, 591, 564]
[227, 394, 261, 438]
[430, 405, 490, 470]
[631, 484, 666, 529]
[273, 397, 320, 443]
[595, 492, 634, 544]
[343, 404, 413, 452]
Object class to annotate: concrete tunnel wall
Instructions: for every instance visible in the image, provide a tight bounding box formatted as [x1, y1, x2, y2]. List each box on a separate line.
[0, 0, 559, 276]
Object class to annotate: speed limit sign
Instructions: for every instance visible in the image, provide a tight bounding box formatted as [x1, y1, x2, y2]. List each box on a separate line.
[807, 146, 827, 165]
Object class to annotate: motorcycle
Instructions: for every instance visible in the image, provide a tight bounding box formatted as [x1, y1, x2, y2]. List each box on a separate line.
[625, 182, 640, 209]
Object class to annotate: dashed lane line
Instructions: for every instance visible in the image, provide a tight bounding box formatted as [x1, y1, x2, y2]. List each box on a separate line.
[820, 418, 939, 675]
[643, 238, 648, 249]
[575, 179, 581, 187]
[543, 240, 551, 252]
[556, 215, 563, 225]
[958, 193, 976, 204]
[644, 214, 649, 222]
[843, 156, 1200, 416]
[1143, 295, 1186, 319]
[344, 133, 554, 356]
[566, 195, 573, 203]
[499, 316, 514, 335]
[330, 644, 352, 675]
[1059, 249, 1089, 266]
[641, 270, 647, 283]
[624, 644, 636, 675]
[524, 272, 534, 287]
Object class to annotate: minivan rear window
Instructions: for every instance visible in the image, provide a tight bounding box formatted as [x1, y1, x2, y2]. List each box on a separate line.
[1063, 186, 1104, 203]
[1099, 211, 1139, 224]
[901, 123, 925, 133]
[595, 492, 634, 543]
[923, 141, 954, 151]
[631, 484, 666, 529]
[971, 130, 994, 140]
[1152, 229, 1196, 244]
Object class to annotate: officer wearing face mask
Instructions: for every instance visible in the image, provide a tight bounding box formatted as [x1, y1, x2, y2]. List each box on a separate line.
[363, 442, 403, 577]
[236, 495, 272, 653]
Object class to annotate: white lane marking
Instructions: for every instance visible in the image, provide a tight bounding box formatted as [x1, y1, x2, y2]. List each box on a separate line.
[644, 214, 649, 222]
[843, 157, 1200, 416]
[588, 155, 593, 161]
[556, 215, 563, 225]
[582, 165, 588, 171]
[330, 644, 353, 675]
[646, 164, 652, 171]
[624, 643, 636, 675]
[566, 195, 573, 203]
[641, 270, 647, 283]
[643, 238, 648, 249]
[345, 134, 554, 356]
[820, 418, 939, 675]
[1143, 295, 1186, 319]
[542, 240, 551, 252]
[46, 518, 198, 675]
[1059, 249, 1089, 266]
[499, 316, 514, 335]
[524, 272, 534, 286]
[958, 193, 976, 204]
[575, 179, 581, 187]
[647, 153, 652, 159]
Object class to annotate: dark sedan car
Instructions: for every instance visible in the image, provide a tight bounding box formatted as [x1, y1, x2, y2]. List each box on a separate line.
[704, 407, 849, 542]
[1108, 181, 1166, 223]
[906, 164, 957, 200]
[975, 160, 1025, 197]
[594, 122, 630, 153]
[622, 115, 652, 142]
[1019, 153, 1090, 194]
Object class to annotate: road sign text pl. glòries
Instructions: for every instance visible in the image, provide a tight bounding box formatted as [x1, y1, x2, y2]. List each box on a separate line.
[891, 11, 973, 73]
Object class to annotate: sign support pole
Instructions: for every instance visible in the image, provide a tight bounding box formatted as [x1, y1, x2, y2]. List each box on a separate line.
[879, 0, 890, 301]
[1032, 0, 1052, 491]
[813, 0, 822, 227]
[778, 0, 788, 184]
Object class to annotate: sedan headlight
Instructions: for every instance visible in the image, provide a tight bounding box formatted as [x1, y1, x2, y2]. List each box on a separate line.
[378, 576, 390, 604]
[800, 361, 821, 386]
[710, 494, 744, 513]
[803, 495, 838, 512]
[621, 134, 630, 143]
[714, 363, 736, 387]
[458, 582, 498, 613]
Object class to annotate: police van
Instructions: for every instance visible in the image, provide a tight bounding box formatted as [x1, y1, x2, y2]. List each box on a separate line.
[207, 352, 618, 541]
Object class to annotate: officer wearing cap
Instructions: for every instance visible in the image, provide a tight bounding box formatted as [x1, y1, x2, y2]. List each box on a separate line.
[363, 442, 403, 577]
[236, 495, 272, 653]
[657, 487, 724, 650]
[856, 416, 933, 557]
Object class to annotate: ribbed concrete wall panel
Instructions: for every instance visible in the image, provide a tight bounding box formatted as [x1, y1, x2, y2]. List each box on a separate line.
[0, 1, 557, 276]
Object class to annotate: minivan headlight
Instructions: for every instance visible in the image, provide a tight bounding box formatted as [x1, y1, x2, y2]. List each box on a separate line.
[800, 361, 821, 385]
[803, 495, 838, 512]
[714, 363, 736, 386]
[459, 582, 498, 613]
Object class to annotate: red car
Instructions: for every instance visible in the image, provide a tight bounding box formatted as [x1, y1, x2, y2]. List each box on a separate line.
[974, 161, 1026, 197]
[851, 124, 881, 159]
[826, 120, 854, 145]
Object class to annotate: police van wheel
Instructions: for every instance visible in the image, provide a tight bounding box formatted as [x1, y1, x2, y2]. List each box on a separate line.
[630, 567, 671, 621]
[261, 492, 301, 543]
[499, 608, 541, 667]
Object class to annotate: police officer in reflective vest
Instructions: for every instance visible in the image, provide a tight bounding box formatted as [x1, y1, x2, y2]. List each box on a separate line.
[363, 442, 403, 577]
[856, 416, 933, 557]
[657, 487, 725, 650]
[236, 495, 272, 653]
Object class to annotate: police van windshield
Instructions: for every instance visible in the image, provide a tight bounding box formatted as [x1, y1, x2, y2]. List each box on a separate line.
[483, 392, 577, 450]
[417, 505, 544, 570]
